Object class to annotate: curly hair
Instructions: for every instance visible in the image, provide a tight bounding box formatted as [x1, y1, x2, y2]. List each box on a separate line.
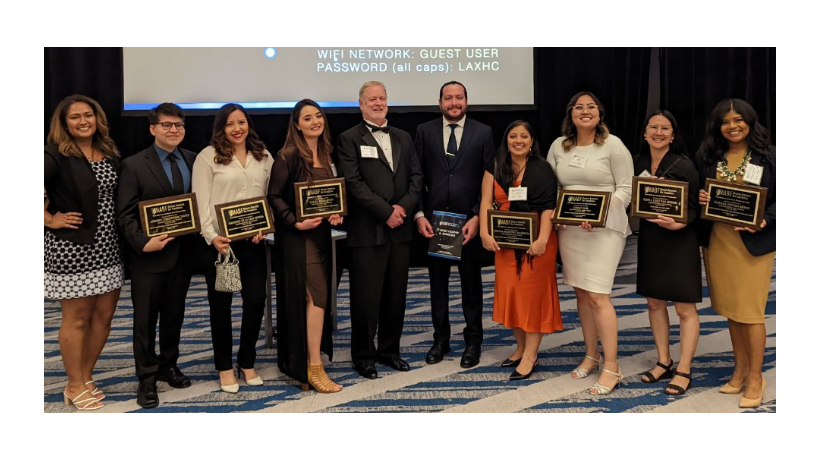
[698, 98, 772, 165]
[210, 103, 267, 165]
[560, 91, 610, 152]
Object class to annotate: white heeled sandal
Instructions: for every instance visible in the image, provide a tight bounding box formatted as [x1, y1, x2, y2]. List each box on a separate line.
[590, 366, 624, 395]
[571, 354, 603, 379]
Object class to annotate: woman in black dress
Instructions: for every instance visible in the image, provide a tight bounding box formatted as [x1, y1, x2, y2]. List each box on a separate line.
[634, 110, 701, 395]
[268, 99, 344, 393]
[45, 95, 123, 410]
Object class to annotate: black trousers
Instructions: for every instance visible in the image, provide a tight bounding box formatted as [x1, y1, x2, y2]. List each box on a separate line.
[348, 241, 409, 365]
[131, 262, 192, 380]
[203, 240, 268, 371]
[428, 237, 484, 346]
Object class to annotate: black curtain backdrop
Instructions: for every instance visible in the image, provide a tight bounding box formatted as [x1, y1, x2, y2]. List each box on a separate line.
[659, 47, 776, 156]
[45, 47, 774, 160]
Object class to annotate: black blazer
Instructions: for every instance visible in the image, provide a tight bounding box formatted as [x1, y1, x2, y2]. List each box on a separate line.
[116, 145, 198, 273]
[44, 143, 121, 244]
[336, 122, 423, 247]
[414, 117, 495, 220]
[695, 147, 776, 256]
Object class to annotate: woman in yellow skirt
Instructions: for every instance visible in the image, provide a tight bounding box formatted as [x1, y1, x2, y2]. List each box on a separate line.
[696, 99, 775, 408]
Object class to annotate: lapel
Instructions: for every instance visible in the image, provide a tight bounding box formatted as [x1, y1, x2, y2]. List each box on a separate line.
[358, 122, 394, 173]
[67, 154, 96, 198]
[389, 129, 402, 175]
[143, 146, 175, 195]
[656, 152, 682, 179]
[433, 121, 448, 171]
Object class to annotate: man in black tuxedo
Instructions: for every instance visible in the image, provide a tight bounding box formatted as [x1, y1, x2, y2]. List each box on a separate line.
[414, 81, 495, 368]
[116, 103, 197, 408]
[337, 81, 423, 379]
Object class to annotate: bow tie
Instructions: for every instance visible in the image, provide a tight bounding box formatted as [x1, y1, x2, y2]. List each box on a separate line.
[366, 123, 390, 133]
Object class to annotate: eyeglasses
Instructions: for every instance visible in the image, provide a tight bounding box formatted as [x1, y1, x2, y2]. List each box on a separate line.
[572, 104, 599, 112]
[152, 122, 185, 130]
[647, 124, 673, 134]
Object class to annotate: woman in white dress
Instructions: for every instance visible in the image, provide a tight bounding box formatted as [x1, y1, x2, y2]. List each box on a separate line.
[546, 91, 633, 395]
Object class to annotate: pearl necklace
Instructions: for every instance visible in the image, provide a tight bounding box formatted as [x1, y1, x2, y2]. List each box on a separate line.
[717, 150, 750, 182]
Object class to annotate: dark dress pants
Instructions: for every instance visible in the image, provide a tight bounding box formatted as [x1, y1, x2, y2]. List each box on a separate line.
[203, 239, 268, 371]
[348, 241, 409, 365]
[428, 237, 484, 346]
[131, 263, 192, 379]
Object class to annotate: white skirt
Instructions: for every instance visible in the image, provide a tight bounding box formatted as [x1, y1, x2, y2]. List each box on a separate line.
[558, 226, 626, 295]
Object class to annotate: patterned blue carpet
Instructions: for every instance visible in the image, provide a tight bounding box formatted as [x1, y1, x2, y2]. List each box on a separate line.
[44, 236, 776, 413]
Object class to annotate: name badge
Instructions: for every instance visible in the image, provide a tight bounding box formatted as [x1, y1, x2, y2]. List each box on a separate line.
[744, 163, 763, 186]
[330, 163, 338, 176]
[360, 146, 379, 159]
[508, 186, 528, 201]
[639, 169, 652, 178]
[569, 154, 588, 168]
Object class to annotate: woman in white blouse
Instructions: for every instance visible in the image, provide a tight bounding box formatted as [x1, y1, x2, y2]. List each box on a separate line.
[546, 92, 633, 395]
[192, 103, 274, 393]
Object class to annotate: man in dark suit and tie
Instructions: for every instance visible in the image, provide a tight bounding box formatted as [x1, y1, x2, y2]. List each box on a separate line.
[414, 81, 495, 368]
[337, 81, 423, 379]
[116, 103, 197, 408]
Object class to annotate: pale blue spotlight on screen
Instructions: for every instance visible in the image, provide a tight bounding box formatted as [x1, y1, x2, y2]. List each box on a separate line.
[123, 47, 535, 111]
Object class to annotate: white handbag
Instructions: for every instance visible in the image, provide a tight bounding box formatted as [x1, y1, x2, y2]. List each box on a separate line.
[214, 246, 242, 292]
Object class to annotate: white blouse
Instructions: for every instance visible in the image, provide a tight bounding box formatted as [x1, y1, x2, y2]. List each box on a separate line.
[546, 134, 634, 236]
[192, 145, 274, 245]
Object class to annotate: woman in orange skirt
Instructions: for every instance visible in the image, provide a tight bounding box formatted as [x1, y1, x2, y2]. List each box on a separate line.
[479, 120, 562, 380]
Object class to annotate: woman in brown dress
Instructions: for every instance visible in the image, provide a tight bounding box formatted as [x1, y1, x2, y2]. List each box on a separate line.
[696, 99, 775, 408]
[268, 99, 344, 393]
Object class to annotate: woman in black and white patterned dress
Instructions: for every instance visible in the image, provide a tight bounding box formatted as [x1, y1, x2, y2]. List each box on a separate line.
[45, 95, 123, 411]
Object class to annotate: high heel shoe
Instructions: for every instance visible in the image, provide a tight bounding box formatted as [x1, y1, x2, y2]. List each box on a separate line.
[719, 378, 747, 394]
[306, 363, 342, 393]
[571, 354, 603, 379]
[85, 380, 105, 400]
[590, 366, 623, 395]
[664, 369, 692, 396]
[639, 360, 674, 384]
[236, 365, 264, 386]
[64, 388, 103, 411]
[219, 370, 239, 394]
[501, 357, 522, 368]
[739, 379, 767, 408]
[510, 360, 538, 381]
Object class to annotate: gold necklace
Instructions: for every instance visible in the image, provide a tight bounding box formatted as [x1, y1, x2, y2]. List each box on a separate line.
[717, 150, 750, 181]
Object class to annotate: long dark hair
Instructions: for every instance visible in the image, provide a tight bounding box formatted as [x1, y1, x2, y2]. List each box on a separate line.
[560, 91, 610, 152]
[496, 120, 540, 188]
[210, 103, 267, 165]
[278, 99, 334, 182]
[698, 98, 772, 165]
[47, 94, 119, 159]
[639, 109, 688, 158]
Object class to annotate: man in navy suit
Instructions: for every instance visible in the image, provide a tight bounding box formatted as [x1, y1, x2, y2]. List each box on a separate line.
[337, 81, 423, 379]
[414, 82, 495, 368]
[116, 103, 197, 408]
